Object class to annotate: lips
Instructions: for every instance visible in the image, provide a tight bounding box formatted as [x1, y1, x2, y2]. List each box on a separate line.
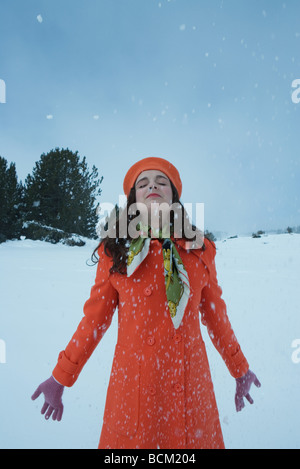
[147, 193, 161, 199]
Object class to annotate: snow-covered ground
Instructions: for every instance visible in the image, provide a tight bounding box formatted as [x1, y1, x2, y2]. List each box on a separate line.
[0, 233, 299, 449]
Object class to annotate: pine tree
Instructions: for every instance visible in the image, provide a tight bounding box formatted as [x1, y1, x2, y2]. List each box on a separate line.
[0, 156, 23, 241]
[24, 148, 103, 238]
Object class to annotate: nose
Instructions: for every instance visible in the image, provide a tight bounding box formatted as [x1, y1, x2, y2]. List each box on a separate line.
[149, 182, 158, 190]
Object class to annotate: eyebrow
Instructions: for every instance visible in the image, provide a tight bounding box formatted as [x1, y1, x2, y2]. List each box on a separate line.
[136, 175, 168, 185]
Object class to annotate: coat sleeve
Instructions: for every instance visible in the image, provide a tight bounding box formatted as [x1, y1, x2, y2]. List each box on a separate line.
[199, 240, 249, 378]
[52, 243, 118, 387]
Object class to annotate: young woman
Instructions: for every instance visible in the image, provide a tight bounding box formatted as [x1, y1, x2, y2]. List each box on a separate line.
[32, 156, 260, 449]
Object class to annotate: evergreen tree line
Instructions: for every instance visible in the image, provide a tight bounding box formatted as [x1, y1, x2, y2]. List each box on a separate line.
[0, 148, 103, 245]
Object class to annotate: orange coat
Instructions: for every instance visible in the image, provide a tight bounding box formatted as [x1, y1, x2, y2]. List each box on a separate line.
[53, 238, 249, 449]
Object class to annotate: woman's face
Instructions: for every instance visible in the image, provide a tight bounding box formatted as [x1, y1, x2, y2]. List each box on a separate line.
[135, 170, 173, 211]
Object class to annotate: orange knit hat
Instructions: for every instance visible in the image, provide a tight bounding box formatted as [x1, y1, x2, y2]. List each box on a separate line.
[123, 157, 182, 198]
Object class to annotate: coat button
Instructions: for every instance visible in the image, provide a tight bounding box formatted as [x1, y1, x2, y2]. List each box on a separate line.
[144, 286, 152, 296]
[147, 336, 156, 346]
[174, 333, 182, 344]
[174, 383, 183, 393]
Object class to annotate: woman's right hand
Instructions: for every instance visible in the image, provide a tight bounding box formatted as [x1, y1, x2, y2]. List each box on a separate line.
[31, 376, 64, 421]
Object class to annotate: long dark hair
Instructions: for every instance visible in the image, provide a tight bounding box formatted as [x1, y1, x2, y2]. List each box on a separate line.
[92, 181, 205, 274]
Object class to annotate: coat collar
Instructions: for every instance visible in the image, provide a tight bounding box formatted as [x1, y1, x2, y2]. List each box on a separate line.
[126, 236, 208, 278]
[172, 237, 204, 259]
[127, 236, 214, 291]
[173, 237, 216, 276]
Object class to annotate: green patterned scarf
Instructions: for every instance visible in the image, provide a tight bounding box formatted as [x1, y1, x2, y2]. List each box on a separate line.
[127, 225, 190, 329]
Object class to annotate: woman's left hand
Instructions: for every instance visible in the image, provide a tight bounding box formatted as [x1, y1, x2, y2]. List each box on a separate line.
[235, 369, 261, 412]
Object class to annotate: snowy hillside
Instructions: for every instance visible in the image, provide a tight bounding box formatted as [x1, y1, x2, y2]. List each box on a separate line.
[0, 233, 299, 449]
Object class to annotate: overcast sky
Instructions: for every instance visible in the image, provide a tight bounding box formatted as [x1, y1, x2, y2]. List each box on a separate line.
[0, 0, 299, 236]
